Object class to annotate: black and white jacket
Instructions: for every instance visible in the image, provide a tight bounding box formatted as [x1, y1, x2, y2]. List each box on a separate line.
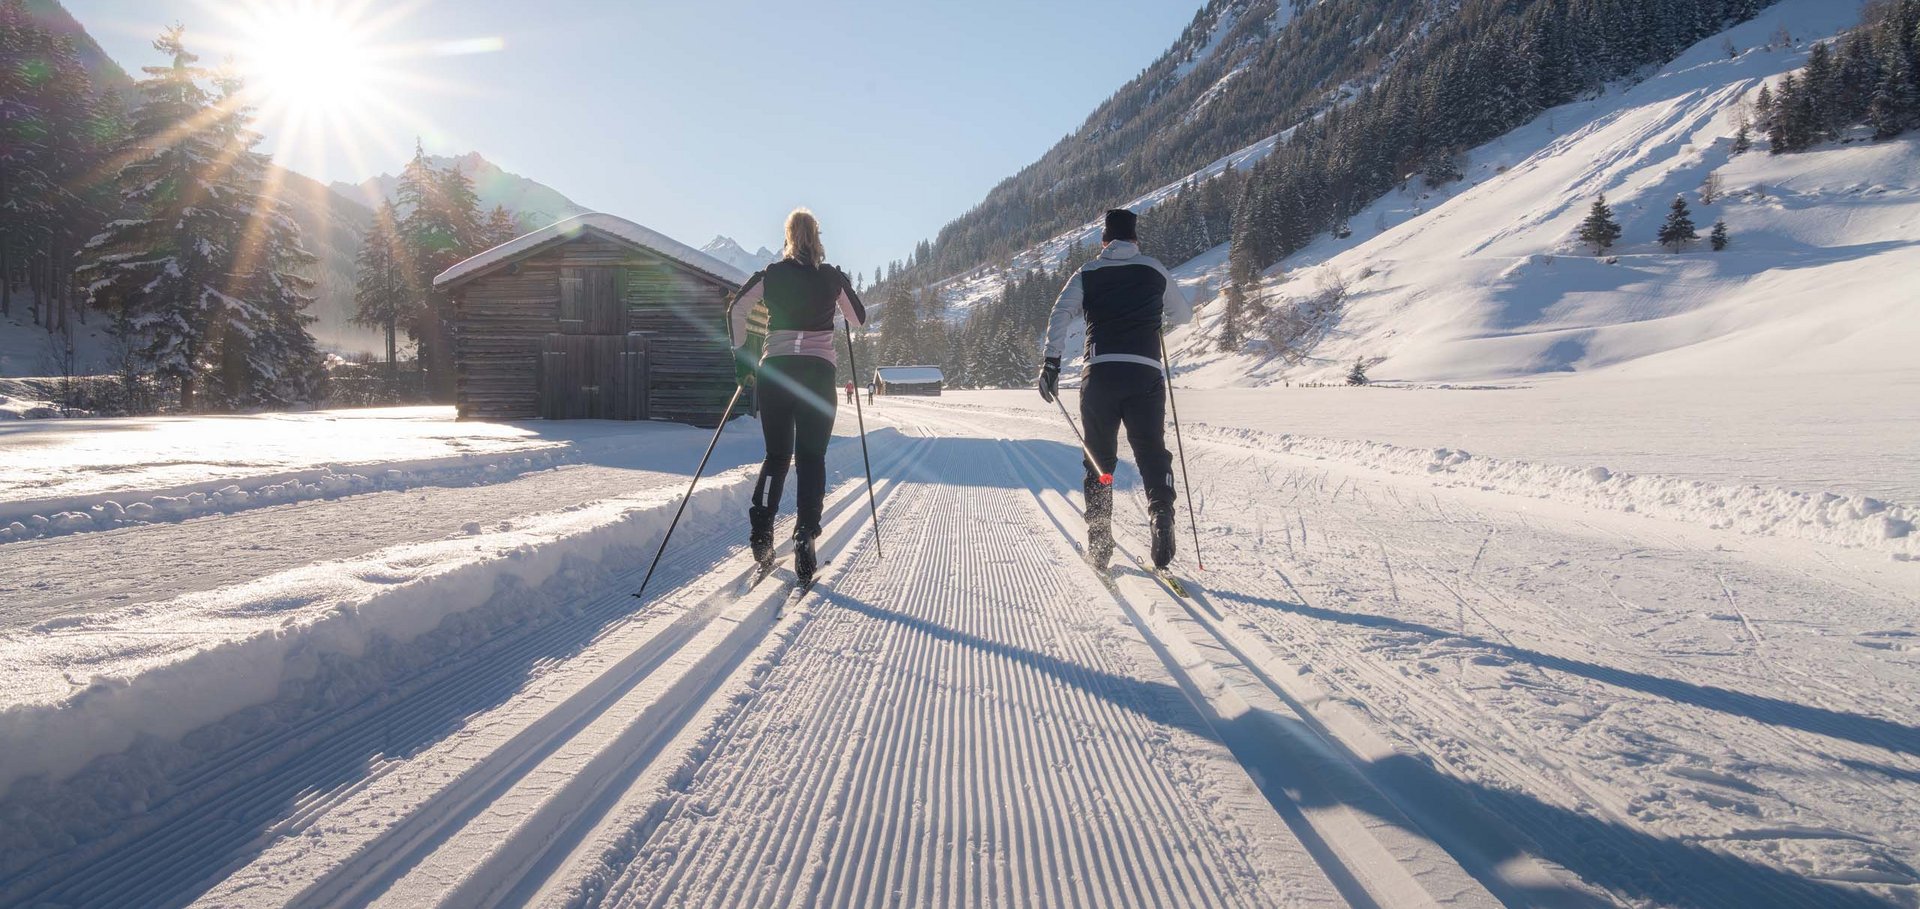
[1041, 241, 1194, 370]
[728, 259, 868, 365]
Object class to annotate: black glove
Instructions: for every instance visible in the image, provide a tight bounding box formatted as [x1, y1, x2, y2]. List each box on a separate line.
[1037, 357, 1061, 403]
[732, 346, 759, 387]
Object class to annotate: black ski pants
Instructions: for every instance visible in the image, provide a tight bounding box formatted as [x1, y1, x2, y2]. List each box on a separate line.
[753, 355, 837, 532]
[1080, 362, 1177, 521]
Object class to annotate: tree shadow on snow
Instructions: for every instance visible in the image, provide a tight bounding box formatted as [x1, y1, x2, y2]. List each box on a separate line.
[1209, 586, 1920, 759]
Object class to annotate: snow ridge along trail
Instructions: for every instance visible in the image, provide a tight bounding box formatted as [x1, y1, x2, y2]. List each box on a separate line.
[0, 432, 925, 908]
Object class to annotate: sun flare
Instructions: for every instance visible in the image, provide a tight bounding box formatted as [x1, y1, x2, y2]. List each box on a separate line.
[186, 0, 503, 180]
[242, 6, 373, 116]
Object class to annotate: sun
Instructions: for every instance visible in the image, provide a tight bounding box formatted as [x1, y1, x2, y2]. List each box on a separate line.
[240, 5, 375, 117]
[188, 0, 502, 181]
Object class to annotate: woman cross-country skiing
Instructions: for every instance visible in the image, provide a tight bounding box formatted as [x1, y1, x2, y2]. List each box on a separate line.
[728, 209, 867, 584]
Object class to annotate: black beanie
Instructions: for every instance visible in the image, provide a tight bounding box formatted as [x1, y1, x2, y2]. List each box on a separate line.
[1102, 208, 1138, 243]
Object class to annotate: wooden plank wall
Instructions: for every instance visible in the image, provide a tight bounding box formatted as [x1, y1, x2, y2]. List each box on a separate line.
[627, 263, 736, 426]
[453, 261, 559, 420]
[451, 233, 738, 425]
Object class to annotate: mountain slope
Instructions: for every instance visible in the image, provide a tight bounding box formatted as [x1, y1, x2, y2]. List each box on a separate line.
[22, 0, 131, 99]
[1167, 0, 1917, 385]
[896, 0, 1473, 282]
[333, 153, 591, 228]
[275, 170, 378, 351]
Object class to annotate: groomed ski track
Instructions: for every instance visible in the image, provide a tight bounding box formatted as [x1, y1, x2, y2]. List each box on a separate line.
[4, 398, 1916, 908]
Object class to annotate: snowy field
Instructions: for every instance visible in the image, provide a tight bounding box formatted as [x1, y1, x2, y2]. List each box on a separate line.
[0, 390, 1914, 908]
[961, 371, 1920, 506]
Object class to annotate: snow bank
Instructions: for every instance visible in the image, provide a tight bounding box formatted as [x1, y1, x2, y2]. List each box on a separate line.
[0, 393, 73, 420]
[1195, 423, 1919, 560]
[0, 460, 763, 797]
[0, 406, 670, 542]
[0, 448, 573, 543]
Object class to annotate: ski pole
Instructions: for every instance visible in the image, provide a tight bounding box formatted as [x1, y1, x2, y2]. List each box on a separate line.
[1160, 332, 1204, 570]
[844, 324, 883, 558]
[632, 382, 746, 601]
[1050, 392, 1113, 487]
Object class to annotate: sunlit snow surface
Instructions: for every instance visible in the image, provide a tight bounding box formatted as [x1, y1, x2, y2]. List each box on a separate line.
[0, 406, 555, 504]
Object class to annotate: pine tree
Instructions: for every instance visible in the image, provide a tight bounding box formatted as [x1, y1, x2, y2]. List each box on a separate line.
[353, 200, 414, 378]
[877, 283, 919, 366]
[1803, 42, 1840, 139]
[482, 205, 520, 248]
[395, 143, 482, 399]
[1658, 195, 1699, 251]
[76, 27, 232, 410]
[1346, 359, 1370, 385]
[1732, 121, 1753, 154]
[1753, 83, 1775, 129]
[1577, 195, 1623, 255]
[1710, 219, 1730, 251]
[1218, 279, 1248, 352]
[1, 0, 116, 329]
[1870, 55, 1917, 139]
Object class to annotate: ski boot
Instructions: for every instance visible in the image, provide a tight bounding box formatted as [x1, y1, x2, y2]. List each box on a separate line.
[1085, 476, 1115, 570]
[1149, 502, 1177, 570]
[793, 524, 821, 587]
[748, 506, 776, 569]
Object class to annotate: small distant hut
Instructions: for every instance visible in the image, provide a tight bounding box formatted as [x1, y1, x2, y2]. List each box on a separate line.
[873, 365, 944, 397]
[433, 214, 749, 425]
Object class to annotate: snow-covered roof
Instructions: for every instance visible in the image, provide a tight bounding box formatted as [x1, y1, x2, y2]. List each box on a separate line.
[433, 213, 751, 290]
[874, 366, 944, 384]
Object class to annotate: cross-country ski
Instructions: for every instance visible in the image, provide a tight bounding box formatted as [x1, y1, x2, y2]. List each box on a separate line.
[4, 0, 1919, 906]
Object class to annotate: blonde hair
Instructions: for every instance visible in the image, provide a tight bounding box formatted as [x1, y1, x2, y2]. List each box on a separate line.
[784, 208, 825, 267]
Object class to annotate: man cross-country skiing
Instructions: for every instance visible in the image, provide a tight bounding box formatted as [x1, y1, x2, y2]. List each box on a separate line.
[1038, 208, 1193, 570]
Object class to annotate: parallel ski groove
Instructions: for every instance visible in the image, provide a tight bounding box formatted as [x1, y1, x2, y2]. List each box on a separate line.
[949, 398, 1911, 909]
[2, 434, 928, 909]
[586, 434, 1312, 907]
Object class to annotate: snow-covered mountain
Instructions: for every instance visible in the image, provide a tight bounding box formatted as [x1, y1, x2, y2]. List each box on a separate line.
[1166, 0, 1916, 385]
[699, 236, 779, 275]
[912, 0, 1917, 392]
[332, 152, 591, 229]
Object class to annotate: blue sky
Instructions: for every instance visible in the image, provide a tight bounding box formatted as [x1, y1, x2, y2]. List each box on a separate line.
[64, 0, 1205, 277]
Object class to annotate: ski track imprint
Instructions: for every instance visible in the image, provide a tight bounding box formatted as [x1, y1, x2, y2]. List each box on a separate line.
[585, 434, 1333, 909]
[5, 398, 1918, 908]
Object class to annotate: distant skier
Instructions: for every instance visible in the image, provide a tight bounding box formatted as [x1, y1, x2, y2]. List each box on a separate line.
[845, 380, 856, 403]
[729, 209, 867, 584]
[1037, 208, 1193, 570]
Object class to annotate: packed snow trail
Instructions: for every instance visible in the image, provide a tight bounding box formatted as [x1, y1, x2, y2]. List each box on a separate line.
[3, 395, 1916, 908]
[892, 398, 1920, 908]
[572, 433, 1346, 908]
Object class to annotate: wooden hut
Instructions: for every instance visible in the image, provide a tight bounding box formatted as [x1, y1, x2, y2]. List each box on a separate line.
[432, 214, 749, 425]
[873, 365, 945, 396]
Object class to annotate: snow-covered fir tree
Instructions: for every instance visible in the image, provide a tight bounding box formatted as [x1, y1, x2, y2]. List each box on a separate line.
[1577, 195, 1623, 255]
[1710, 219, 1730, 251]
[75, 27, 322, 411]
[1658, 195, 1700, 252]
[76, 28, 237, 410]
